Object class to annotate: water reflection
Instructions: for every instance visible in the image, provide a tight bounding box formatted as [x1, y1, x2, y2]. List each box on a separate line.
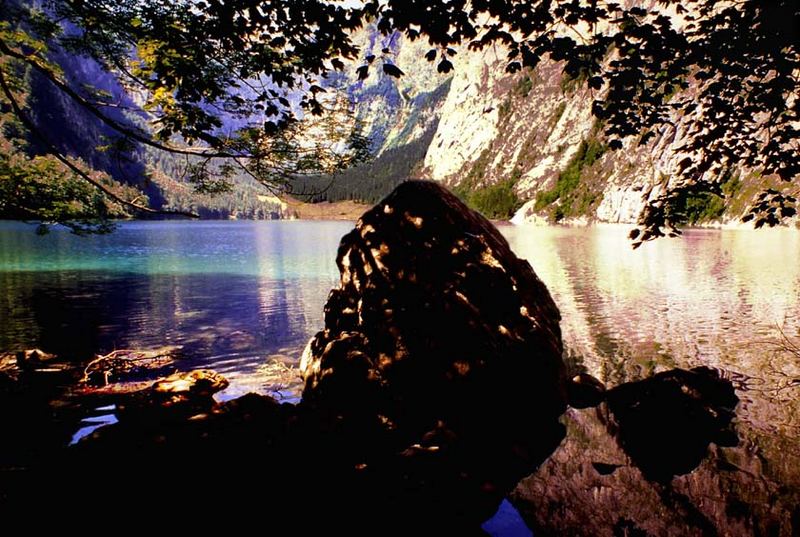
[0, 221, 349, 399]
[504, 226, 800, 379]
[503, 224, 800, 536]
[1, 221, 799, 534]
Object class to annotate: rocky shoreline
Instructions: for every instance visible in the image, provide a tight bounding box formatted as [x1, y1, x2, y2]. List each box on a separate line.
[0, 181, 742, 533]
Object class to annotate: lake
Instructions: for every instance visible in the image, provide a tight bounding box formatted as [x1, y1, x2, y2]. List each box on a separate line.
[1, 220, 798, 534]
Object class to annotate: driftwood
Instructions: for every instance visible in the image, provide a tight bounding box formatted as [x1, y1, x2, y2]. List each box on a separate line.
[81, 347, 179, 387]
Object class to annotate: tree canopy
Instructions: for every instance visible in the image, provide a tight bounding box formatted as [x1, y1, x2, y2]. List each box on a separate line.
[0, 0, 797, 241]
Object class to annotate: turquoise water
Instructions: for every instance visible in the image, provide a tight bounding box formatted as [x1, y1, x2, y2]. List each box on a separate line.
[0, 220, 347, 277]
[0, 220, 350, 399]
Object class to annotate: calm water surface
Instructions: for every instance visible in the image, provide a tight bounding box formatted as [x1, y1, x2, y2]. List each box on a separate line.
[1, 220, 798, 532]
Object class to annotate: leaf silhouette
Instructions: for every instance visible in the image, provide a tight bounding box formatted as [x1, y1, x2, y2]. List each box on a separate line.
[383, 63, 405, 78]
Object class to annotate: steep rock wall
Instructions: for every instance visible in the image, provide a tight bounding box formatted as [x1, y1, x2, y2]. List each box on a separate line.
[341, 24, 791, 228]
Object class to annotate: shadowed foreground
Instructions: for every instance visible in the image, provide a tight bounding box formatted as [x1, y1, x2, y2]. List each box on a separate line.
[2, 182, 567, 533]
[0, 182, 744, 534]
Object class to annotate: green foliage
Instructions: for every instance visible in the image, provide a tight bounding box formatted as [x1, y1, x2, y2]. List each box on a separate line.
[667, 169, 744, 226]
[550, 102, 567, 129]
[721, 173, 742, 197]
[676, 192, 725, 225]
[453, 176, 522, 219]
[465, 148, 493, 185]
[534, 138, 606, 220]
[0, 151, 130, 234]
[560, 68, 590, 93]
[0, 0, 370, 222]
[292, 124, 438, 205]
[667, 171, 743, 225]
[1, 0, 798, 242]
[0, 12, 148, 233]
[514, 75, 533, 97]
[498, 98, 512, 120]
[453, 165, 523, 220]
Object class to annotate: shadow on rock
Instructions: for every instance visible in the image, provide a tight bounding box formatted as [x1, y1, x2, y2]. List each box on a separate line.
[298, 180, 568, 530]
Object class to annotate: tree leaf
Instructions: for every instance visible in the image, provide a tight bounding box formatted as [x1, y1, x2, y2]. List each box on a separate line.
[383, 63, 405, 78]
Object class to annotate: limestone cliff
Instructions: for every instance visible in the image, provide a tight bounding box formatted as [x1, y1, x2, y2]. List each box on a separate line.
[340, 24, 794, 228]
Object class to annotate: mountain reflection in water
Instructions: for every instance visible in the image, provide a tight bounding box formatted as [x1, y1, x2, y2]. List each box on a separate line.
[504, 225, 800, 536]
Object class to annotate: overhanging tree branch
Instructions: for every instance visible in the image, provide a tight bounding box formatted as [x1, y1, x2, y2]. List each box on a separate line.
[0, 65, 197, 218]
[0, 37, 253, 160]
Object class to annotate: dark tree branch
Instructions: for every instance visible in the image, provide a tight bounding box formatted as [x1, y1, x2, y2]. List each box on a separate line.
[0, 37, 256, 160]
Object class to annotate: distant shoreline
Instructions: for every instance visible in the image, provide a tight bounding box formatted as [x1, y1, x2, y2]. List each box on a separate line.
[282, 198, 371, 221]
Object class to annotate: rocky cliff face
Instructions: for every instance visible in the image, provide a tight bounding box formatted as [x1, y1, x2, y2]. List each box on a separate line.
[332, 25, 450, 155]
[343, 24, 791, 228]
[20, 12, 792, 225]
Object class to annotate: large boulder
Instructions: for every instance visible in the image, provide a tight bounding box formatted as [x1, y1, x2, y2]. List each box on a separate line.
[300, 180, 567, 528]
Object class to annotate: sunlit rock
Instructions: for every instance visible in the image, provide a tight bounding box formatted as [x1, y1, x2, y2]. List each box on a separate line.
[152, 369, 229, 397]
[116, 369, 229, 422]
[15, 348, 57, 369]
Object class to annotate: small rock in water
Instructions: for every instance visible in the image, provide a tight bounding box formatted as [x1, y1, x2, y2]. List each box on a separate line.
[116, 369, 229, 422]
[15, 348, 57, 369]
[604, 366, 739, 483]
[153, 369, 229, 397]
[568, 372, 606, 408]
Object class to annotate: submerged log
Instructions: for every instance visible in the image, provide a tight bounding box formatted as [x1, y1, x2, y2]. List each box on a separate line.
[81, 347, 178, 387]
